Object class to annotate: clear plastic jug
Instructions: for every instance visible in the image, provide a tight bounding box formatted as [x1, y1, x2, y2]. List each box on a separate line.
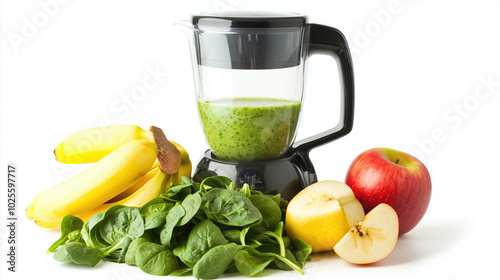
[178, 11, 355, 198]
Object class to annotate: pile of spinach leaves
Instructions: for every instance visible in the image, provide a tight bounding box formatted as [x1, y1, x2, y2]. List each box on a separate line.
[48, 176, 312, 279]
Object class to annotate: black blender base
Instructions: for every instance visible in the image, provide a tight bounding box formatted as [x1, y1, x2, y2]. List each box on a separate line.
[192, 150, 317, 201]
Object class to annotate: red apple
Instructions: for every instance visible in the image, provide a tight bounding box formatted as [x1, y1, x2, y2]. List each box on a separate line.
[345, 148, 431, 235]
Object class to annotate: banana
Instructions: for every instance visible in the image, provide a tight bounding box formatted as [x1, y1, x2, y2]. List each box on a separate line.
[37, 154, 190, 227]
[27, 139, 158, 227]
[34, 219, 61, 228]
[171, 141, 192, 184]
[107, 161, 160, 203]
[54, 125, 154, 164]
[30, 124, 192, 228]
[104, 140, 191, 203]
[77, 167, 170, 222]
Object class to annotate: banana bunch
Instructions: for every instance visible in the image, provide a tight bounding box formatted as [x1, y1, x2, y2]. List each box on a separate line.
[27, 125, 192, 228]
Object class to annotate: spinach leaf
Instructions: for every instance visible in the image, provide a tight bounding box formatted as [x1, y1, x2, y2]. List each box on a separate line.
[48, 175, 312, 278]
[125, 230, 158, 265]
[114, 236, 133, 263]
[290, 238, 312, 266]
[175, 219, 228, 268]
[239, 224, 253, 246]
[268, 251, 303, 274]
[162, 176, 199, 202]
[192, 243, 240, 279]
[93, 206, 145, 262]
[234, 246, 274, 277]
[262, 222, 286, 257]
[222, 229, 241, 244]
[179, 192, 202, 226]
[81, 220, 91, 245]
[244, 245, 304, 274]
[99, 207, 144, 245]
[252, 233, 278, 246]
[201, 188, 262, 227]
[248, 195, 281, 230]
[200, 176, 234, 190]
[274, 249, 301, 271]
[160, 204, 186, 247]
[88, 205, 126, 249]
[125, 238, 146, 265]
[135, 242, 179, 276]
[47, 215, 84, 252]
[140, 196, 167, 212]
[100, 237, 133, 263]
[239, 183, 252, 198]
[283, 236, 291, 249]
[238, 195, 282, 246]
[89, 205, 125, 231]
[140, 197, 173, 230]
[269, 193, 282, 205]
[87, 212, 106, 231]
[53, 242, 102, 267]
[169, 267, 193, 276]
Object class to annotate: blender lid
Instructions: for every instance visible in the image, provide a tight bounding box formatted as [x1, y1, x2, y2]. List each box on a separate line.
[192, 11, 308, 29]
[191, 11, 306, 69]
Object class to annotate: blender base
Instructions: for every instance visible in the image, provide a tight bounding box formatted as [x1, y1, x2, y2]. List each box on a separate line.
[192, 150, 317, 201]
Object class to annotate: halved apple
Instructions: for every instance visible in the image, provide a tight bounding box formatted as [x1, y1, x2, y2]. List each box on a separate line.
[333, 203, 399, 264]
[285, 180, 365, 253]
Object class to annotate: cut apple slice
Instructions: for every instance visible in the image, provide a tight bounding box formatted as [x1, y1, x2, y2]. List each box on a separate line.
[333, 203, 399, 264]
[285, 180, 365, 253]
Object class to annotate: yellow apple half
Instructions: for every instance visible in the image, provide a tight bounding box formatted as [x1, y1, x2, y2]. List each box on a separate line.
[285, 180, 365, 253]
[333, 203, 399, 264]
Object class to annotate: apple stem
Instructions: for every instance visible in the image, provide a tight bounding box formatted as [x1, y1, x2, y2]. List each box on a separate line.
[395, 158, 400, 165]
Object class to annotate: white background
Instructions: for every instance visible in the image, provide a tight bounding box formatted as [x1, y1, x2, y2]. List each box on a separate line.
[1, 0, 499, 279]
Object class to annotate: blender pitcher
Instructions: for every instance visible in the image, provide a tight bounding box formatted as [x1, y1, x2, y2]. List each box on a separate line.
[178, 11, 354, 200]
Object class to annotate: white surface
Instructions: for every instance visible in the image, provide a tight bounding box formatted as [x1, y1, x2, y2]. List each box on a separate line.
[1, 0, 499, 279]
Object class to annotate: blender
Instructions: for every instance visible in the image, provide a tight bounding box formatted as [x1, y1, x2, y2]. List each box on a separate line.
[177, 11, 354, 200]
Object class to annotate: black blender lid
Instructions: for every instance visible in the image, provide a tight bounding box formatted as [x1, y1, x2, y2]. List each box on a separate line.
[192, 11, 308, 29]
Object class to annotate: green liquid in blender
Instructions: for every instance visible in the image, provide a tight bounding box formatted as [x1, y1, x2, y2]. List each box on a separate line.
[198, 97, 302, 162]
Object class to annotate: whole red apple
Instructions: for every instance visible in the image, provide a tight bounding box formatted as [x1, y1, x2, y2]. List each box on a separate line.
[345, 147, 431, 235]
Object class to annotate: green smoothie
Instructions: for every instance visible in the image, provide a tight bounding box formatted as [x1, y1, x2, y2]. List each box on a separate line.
[198, 97, 302, 161]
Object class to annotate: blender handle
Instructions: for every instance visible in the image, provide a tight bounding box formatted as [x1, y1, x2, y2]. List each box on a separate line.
[292, 24, 355, 156]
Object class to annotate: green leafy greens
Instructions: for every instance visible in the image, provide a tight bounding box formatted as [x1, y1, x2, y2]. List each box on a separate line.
[47, 176, 312, 279]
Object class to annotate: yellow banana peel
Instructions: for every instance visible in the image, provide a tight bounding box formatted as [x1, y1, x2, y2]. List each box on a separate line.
[77, 167, 170, 222]
[28, 125, 192, 229]
[54, 125, 154, 164]
[27, 139, 158, 227]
